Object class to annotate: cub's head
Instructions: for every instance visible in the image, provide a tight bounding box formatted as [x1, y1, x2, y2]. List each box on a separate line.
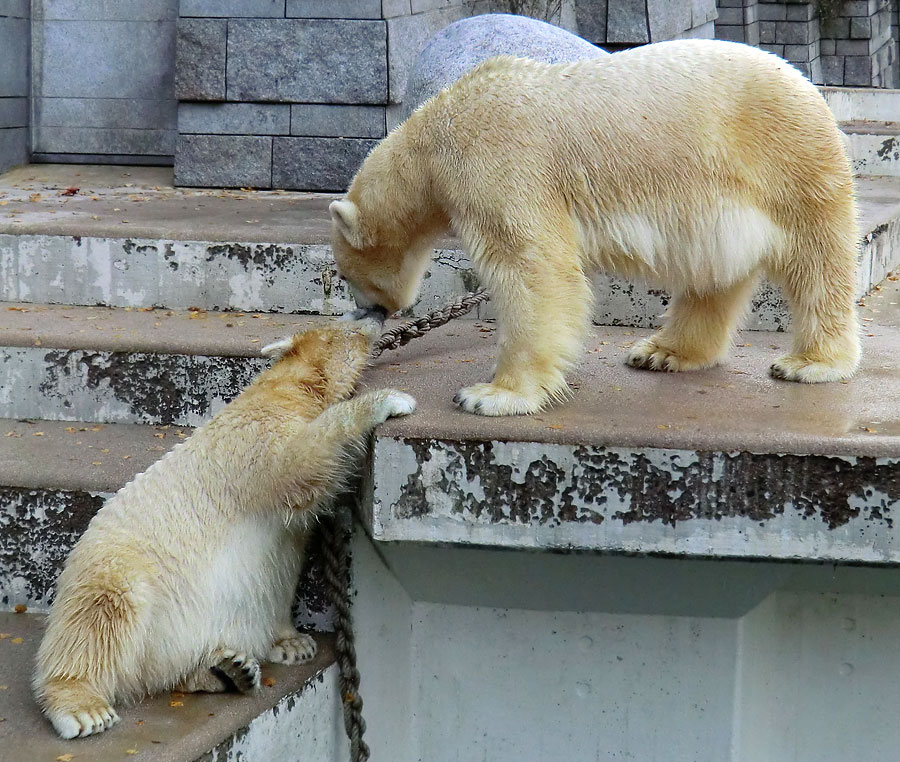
[260, 314, 383, 403]
[330, 199, 432, 316]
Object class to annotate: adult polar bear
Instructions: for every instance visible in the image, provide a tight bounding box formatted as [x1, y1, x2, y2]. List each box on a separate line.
[331, 39, 859, 416]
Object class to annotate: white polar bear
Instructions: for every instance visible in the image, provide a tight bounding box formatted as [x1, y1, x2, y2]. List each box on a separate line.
[331, 40, 859, 416]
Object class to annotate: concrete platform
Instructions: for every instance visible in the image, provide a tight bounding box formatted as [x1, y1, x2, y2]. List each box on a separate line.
[0, 612, 341, 762]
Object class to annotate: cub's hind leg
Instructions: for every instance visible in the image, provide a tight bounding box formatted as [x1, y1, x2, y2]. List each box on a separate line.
[628, 275, 759, 373]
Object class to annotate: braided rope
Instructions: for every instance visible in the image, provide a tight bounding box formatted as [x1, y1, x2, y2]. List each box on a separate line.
[321, 289, 490, 762]
[371, 288, 491, 357]
[319, 511, 370, 762]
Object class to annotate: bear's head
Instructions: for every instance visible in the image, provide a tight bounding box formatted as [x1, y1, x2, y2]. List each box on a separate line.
[329, 199, 433, 316]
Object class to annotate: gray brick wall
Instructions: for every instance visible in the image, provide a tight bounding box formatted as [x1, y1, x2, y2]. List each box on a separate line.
[0, 1, 30, 173]
[715, 0, 897, 87]
[30, 0, 177, 164]
[173, 0, 718, 190]
[175, 1, 392, 190]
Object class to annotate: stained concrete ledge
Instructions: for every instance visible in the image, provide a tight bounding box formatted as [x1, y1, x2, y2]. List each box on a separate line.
[361, 283, 900, 564]
[2, 165, 900, 331]
[0, 613, 341, 762]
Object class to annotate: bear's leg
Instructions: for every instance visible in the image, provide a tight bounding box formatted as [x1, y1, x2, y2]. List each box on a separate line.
[627, 276, 759, 373]
[455, 236, 593, 416]
[35, 565, 149, 738]
[769, 230, 860, 383]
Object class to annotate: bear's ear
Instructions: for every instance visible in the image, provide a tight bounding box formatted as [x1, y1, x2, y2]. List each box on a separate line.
[329, 199, 364, 250]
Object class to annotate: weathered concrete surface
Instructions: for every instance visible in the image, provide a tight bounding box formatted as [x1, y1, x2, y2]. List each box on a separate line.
[842, 121, 900, 177]
[0, 613, 342, 762]
[1, 166, 899, 329]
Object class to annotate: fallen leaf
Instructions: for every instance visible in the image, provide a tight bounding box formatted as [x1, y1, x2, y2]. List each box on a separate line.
[29, 193, 41, 202]
[7, 306, 28, 311]
[546, 424, 564, 430]
[10, 637, 23, 644]
[65, 427, 77, 433]
[56, 755, 74, 762]
[32, 431, 44, 436]
[169, 700, 183, 707]
[0, 633, 10, 639]
[262, 677, 277, 687]
[13, 603, 26, 613]
[657, 424, 671, 429]
[92, 461, 102, 466]
[0, 685, 7, 690]
[126, 749, 138, 755]
[60, 187, 79, 197]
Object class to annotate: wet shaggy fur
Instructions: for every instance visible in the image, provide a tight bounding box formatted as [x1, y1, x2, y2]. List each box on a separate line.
[33, 320, 416, 739]
[330, 39, 860, 416]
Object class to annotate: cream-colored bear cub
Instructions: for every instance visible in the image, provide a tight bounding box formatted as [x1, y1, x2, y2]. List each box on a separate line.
[34, 318, 415, 739]
[331, 39, 860, 416]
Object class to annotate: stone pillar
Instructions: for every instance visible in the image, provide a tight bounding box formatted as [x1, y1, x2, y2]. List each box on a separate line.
[0, 0, 30, 173]
[819, 0, 896, 87]
[758, 1, 822, 82]
[715, 0, 760, 45]
[575, 0, 718, 47]
[175, 0, 388, 191]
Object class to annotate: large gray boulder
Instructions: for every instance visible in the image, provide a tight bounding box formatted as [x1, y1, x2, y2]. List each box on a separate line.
[402, 13, 609, 120]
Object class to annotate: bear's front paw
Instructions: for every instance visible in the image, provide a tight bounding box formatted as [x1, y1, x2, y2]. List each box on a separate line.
[453, 383, 543, 416]
[50, 704, 120, 739]
[268, 633, 318, 665]
[374, 391, 417, 423]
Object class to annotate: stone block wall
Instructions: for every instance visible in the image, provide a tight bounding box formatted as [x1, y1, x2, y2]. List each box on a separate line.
[715, 0, 898, 86]
[819, 0, 895, 86]
[175, 1, 388, 190]
[574, 0, 718, 48]
[30, 0, 177, 164]
[0, 0, 30, 174]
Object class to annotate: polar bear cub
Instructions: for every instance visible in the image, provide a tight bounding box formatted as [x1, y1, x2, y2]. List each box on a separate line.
[330, 39, 860, 416]
[34, 318, 415, 739]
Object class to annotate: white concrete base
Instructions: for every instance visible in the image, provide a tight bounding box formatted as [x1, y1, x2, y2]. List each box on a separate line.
[351, 528, 900, 762]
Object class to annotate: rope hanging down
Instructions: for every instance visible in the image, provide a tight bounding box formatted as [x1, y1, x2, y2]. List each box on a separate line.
[321, 288, 490, 762]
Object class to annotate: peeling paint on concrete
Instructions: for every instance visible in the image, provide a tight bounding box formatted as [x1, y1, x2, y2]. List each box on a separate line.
[2, 233, 889, 330]
[371, 438, 900, 563]
[847, 132, 900, 178]
[0, 346, 266, 425]
[0, 487, 107, 609]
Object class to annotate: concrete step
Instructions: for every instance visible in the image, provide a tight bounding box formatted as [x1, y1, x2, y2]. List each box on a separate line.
[840, 121, 900, 178]
[2, 165, 900, 330]
[359, 280, 900, 565]
[822, 86, 900, 124]
[0, 612, 343, 762]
